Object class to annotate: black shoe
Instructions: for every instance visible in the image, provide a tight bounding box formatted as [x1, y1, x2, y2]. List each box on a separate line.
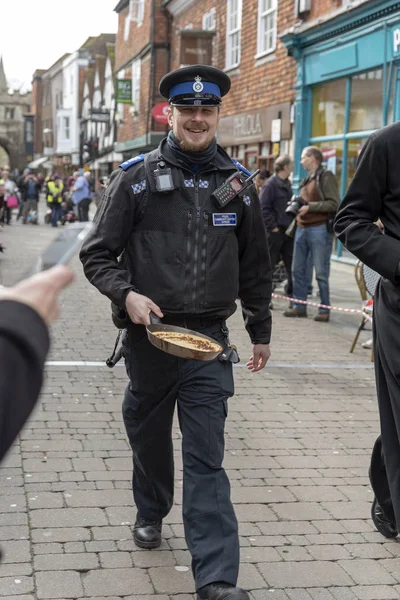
[197, 583, 249, 600]
[133, 515, 162, 549]
[371, 497, 398, 539]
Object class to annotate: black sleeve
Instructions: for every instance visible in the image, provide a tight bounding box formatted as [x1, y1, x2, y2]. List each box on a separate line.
[237, 189, 272, 344]
[79, 167, 143, 307]
[259, 178, 277, 230]
[0, 301, 50, 462]
[334, 132, 400, 282]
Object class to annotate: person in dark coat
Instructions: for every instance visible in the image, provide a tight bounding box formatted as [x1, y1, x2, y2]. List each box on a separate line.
[259, 155, 293, 295]
[80, 65, 272, 600]
[334, 121, 400, 539]
[0, 265, 74, 463]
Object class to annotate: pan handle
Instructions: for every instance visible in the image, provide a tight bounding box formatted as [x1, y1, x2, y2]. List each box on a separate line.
[149, 311, 162, 325]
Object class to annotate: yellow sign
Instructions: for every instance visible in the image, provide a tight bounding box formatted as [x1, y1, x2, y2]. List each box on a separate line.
[272, 143, 280, 156]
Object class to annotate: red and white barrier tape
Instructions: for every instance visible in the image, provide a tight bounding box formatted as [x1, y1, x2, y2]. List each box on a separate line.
[272, 293, 373, 322]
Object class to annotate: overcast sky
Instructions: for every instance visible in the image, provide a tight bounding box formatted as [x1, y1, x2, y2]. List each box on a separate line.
[2, 0, 119, 92]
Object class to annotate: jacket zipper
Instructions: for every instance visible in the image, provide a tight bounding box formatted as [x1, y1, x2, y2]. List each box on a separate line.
[191, 177, 200, 312]
[184, 211, 192, 309]
[199, 211, 208, 308]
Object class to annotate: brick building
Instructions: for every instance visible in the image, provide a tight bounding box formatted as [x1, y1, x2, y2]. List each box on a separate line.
[114, 0, 170, 159]
[114, 0, 298, 169]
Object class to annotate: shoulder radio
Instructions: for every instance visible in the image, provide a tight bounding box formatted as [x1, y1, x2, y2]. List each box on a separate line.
[212, 169, 259, 208]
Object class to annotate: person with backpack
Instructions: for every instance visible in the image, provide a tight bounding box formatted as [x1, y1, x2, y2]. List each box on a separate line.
[80, 65, 272, 600]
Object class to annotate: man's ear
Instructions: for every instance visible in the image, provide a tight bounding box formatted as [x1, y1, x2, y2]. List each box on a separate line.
[167, 105, 173, 128]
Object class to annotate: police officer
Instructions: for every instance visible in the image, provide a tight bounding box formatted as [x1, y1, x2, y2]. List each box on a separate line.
[80, 65, 272, 600]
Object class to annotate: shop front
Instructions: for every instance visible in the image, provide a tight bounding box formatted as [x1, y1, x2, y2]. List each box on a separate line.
[218, 102, 293, 173]
[281, 0, 400, 260]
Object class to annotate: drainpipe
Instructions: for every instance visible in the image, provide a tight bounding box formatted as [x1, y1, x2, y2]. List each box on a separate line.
[147, 0, 156, 147]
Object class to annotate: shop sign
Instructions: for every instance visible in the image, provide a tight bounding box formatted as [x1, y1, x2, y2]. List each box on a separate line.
[91, 109, 110, 123]
[116, 79, 132, 104]
[271, 119, 281, 142]
[218, 103, 291, 146]
[394, 28, 400, 54]
[152, 102, 169, 124]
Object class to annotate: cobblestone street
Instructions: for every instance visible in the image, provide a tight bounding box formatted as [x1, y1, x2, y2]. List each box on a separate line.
[1, 219, 395, 600]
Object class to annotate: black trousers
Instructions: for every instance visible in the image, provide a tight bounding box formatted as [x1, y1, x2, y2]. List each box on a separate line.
[268, 229, 294, 294]
[78, 197, 91, 222]
[369, 278, 400, 526]
[122, 321, 239, 590]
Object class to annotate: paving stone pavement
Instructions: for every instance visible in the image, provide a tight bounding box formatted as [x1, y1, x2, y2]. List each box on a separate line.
[0, 217, 394, 600]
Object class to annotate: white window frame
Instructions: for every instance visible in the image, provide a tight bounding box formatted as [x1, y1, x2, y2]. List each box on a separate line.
[64, 117, 70, 140]
[225, 0, 242, 71]
[131, 59, 141, 113]
[130, 0, 145, 25]
[256, 0, 277, 58]
[202, 7, 216, 31]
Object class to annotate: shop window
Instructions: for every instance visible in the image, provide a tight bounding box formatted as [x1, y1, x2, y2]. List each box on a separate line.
[312, 79, 346, 137]
[313, 141, 344, 191]
[346, 138, 368, 189]
[349, 69, 383, 132]
[257, 0, 277, 57]
[226, 0, 242, 70]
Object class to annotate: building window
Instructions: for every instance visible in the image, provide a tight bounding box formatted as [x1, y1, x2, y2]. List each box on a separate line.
[132, 59, 141, 113]
[257, 0, 277, 57]
[130, 0, 144, 25]
[226, 0, 242, 70]
[64, 117, 70, 140]
[202, 7, 216, 31]
[5, 107, 15, 120]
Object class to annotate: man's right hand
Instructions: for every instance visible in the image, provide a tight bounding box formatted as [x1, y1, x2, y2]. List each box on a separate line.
[271, 227, 279, 232]
[125, 291, 163, 325]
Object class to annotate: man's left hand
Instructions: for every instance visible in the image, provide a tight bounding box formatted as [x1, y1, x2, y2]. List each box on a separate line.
[246, 344, 271, 372]
[298, 205, 309, 217]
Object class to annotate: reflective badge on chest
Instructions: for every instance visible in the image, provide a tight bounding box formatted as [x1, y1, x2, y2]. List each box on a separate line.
[212, 213, 237, 226]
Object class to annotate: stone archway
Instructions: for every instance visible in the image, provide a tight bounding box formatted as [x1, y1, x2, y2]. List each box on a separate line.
[0, 137, 17, 169]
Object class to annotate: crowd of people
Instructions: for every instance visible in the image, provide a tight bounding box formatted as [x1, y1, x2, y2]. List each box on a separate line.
[0, 166, 108, 229]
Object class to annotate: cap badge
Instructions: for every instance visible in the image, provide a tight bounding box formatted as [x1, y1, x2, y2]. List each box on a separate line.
[193, 75, 204, 93]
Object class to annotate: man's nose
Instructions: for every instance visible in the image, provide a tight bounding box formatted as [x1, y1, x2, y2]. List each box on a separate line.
[191, 109, 204, 121]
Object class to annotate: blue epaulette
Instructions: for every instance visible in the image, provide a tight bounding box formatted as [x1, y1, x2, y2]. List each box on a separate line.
[119, 154, 145, 171]
[232, 158, 251, 177]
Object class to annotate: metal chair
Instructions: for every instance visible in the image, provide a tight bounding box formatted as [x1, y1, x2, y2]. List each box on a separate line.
[350, 261, 380, 359]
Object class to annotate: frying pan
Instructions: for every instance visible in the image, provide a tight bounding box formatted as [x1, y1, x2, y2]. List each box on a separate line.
[146, 312, 223, 361]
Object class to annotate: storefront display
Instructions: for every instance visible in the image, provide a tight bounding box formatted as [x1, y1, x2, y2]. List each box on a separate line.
[282, 0, 400, 259]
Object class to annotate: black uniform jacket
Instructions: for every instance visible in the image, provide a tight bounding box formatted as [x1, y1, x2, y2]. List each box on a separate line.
[334, 122, 400, 282]
[80, 138, 272, 344]
[0, 301, 49, 462]
[259, 174, 293, 231]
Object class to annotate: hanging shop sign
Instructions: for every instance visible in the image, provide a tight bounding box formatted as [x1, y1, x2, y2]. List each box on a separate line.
[116, 79, 132, 104]
[90, 109, 110, 123]
[152, 102, 169, 124]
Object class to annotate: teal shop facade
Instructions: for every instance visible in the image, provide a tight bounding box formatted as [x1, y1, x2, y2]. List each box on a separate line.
[281, 0, 400, 259]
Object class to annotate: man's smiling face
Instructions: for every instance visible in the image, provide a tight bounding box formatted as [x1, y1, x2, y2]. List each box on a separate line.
[168, 105, 220, 152]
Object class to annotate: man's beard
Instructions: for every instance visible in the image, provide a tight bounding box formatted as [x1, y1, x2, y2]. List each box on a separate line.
[179, 137, 211, 153]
